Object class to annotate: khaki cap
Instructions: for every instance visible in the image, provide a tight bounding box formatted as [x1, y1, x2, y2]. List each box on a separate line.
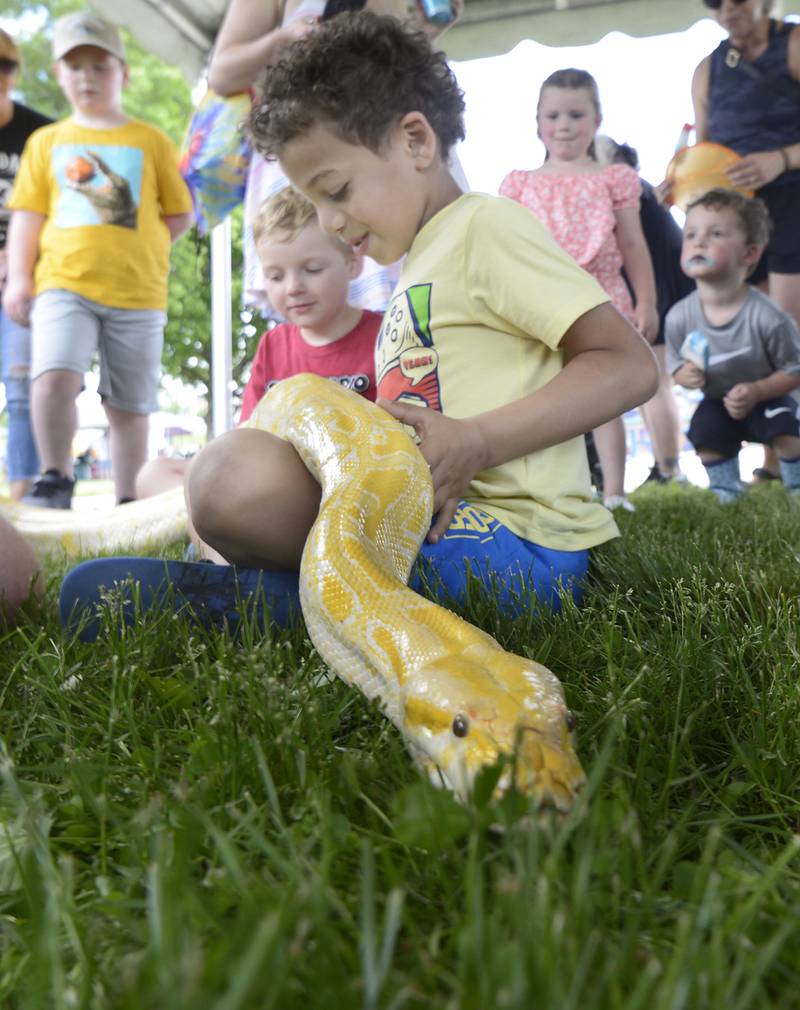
[52, 11, 125, 62]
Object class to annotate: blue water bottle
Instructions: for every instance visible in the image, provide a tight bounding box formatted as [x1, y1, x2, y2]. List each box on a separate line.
[420, 0, 453, 25]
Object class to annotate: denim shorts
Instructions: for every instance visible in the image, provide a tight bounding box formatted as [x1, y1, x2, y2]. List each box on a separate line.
[30, 288, 165, 414]
[411, 500, 589, 614]
[1, 307, 40, 481]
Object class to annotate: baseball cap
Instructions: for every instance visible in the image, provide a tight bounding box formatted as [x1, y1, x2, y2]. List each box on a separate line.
[0, 27, 22, 63]
[52, 11, 125, 62]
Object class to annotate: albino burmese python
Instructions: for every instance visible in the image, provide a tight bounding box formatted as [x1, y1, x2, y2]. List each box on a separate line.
[0, 485, 188, 559]
[3, 373, 585, 807]
[249, 374, 585, 807]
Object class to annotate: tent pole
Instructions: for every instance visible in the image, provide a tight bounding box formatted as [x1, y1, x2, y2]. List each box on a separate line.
[210, 216, 233, 437]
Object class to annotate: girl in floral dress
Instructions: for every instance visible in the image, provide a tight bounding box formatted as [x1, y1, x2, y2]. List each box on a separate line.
[500, 68, 658, 511]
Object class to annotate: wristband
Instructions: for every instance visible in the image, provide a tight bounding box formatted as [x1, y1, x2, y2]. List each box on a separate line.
[780, 147, 792, 172]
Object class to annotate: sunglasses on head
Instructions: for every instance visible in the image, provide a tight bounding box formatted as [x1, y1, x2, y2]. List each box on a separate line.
[0, 58, 20, 74]
[703, 0, 750, 8]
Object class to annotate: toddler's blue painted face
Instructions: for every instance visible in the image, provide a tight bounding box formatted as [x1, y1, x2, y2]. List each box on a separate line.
[681, 205, 757, 281]
[682, 253, 716, 270]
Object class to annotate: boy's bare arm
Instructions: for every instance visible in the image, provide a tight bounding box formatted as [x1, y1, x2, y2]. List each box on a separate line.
[1, 210, 46, 327]
[380, 303, 658, 540]
[165, 212, 194, 242]
[723, 370, 800, 420]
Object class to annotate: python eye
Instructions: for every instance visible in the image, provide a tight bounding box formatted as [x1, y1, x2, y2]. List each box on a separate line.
[565, 710, 577, 732]
[452, 714, 469, 738]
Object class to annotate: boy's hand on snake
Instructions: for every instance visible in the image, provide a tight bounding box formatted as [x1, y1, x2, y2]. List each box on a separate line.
[377, 398, 489, 543]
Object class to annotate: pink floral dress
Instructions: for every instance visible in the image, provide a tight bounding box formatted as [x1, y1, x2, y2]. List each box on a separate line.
[499, 163, 641, 322]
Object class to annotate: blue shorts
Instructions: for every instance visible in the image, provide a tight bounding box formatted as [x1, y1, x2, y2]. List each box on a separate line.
[59, 502, 589, 641]
[411, 500, 588, 614]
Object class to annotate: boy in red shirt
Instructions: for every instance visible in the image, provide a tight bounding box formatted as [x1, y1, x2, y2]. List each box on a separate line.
[240, 184, 380, 420]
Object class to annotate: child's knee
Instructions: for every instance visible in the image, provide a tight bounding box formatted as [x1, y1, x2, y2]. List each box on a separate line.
[187, 431, 246, 537]
[188, 428, 317, 547]
[32, 367, 82, 398]
[772, 433, 800, 458]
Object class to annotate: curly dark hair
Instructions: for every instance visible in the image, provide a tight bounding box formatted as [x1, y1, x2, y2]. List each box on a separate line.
[686, 187, 772, 248]
[248, 10, 465, 160]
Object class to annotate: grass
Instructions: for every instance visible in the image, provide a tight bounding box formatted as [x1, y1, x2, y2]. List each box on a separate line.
[1, 479, 800, 1009]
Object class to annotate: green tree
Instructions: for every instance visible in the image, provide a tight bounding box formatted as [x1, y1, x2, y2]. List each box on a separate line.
[7, 0, 265, 429]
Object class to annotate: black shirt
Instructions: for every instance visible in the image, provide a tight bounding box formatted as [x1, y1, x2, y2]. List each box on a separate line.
[1, 101, 52, 249]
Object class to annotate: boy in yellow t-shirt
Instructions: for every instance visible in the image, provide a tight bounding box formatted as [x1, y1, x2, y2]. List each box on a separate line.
[183, 12, 657, 613]
[2, 11, 193, 508]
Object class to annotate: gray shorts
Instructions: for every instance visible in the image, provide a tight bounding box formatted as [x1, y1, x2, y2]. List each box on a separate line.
[30, 288, 166, 414]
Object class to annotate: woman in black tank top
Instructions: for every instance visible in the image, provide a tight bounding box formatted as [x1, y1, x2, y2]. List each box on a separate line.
[690, 0, 800, 479]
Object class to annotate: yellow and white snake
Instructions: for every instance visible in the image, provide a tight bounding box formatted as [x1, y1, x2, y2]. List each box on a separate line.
[0, 485, 188, 560]
[2, 373, 585, 808]
[249, 374, 585, 808]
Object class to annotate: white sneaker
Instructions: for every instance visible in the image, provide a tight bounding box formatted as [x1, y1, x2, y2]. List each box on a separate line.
[603, 494, 636, 512]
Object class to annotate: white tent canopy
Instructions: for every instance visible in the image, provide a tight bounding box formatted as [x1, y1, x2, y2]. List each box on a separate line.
[93, 0, 800, 84]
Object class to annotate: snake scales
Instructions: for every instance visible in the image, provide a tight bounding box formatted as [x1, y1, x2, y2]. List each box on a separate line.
[3, 373, 585, 808]
[248, 374, 586, 808]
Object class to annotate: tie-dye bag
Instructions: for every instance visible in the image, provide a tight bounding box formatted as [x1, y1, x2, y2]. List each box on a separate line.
[179, 89, 252, 235]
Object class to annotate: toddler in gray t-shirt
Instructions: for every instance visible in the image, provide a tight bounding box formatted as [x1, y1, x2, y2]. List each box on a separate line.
[666, 189, 800, 502]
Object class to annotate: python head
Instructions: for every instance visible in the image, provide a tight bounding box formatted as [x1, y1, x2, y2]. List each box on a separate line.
[401, 648, 586, 811]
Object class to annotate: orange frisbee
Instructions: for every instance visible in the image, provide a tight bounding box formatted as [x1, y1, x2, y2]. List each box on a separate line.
[665, 142, 754, 211]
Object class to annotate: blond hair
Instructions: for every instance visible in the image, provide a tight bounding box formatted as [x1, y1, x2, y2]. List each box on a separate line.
[0, 28, 22, 65]
[251, 186, 352, 256]
[252, 186, 316, 244]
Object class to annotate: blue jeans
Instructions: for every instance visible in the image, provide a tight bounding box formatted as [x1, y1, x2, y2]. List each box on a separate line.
[0, 307, 40, 483]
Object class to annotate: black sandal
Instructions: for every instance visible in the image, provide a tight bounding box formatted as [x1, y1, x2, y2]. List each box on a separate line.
[751, 467, 782, 483]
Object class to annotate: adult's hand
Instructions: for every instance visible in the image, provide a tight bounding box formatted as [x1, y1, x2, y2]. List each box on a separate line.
[411, 0, 464, 41]
[652, 177, 673, 206]
[726, 150, 785, 190]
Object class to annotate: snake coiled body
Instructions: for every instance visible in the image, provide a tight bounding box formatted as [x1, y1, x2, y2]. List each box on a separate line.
[3, 374, 585, 807]
[0, 486, 188, 560]
[249, 374, 585, 807]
